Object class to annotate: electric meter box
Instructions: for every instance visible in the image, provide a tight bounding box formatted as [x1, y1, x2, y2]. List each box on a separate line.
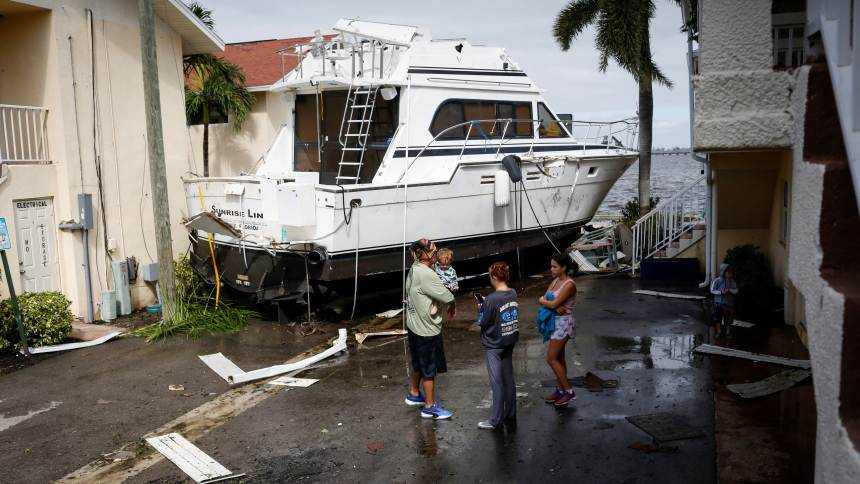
[110, 260, 132, 315]
[78, 193, 94, 230]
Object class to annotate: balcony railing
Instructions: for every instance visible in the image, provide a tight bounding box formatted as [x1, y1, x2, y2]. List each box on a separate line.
[0, 105, 49, 163]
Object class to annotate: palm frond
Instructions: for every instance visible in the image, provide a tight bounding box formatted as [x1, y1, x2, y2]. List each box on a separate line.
[553, 0, 603, 51]
[187, 1, 215, 31]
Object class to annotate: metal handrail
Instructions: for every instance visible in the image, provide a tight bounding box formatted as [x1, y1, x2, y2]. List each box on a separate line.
[277, 38, 404, 83]
[397, 116, 639, 183]
[631, 173, 707, 274]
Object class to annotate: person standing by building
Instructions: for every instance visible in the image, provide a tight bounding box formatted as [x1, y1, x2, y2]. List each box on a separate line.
[404, 239, 458, 419]
[539, 253, 579, 406]
[476, 262, 520, 429]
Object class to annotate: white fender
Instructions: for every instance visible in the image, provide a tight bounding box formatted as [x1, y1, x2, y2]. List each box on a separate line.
[494, 169, 511, 207]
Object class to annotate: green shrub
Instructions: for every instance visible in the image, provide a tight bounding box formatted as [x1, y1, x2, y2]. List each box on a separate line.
[0, 291, 74, 351]
[722, 244, 782, 320]
[620, 196, 661, 227]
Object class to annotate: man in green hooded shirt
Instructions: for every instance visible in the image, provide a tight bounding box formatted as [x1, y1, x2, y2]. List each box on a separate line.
[404, 238, 457, 419]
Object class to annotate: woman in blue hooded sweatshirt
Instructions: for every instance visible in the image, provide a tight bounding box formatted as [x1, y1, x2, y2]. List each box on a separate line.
[710, 264, 739, 338]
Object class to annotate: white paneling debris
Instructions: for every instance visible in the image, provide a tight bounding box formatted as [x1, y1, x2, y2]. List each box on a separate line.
[355, 329, 407, 345]
[146, 433, 242, 483]
[732, 320, 755, 328]
[268, 377, 319, 387]
[726, 370, 811, 398]
[21, 331, 123, 355]
[199, 328, 348, 384]
[693, 344, 811, 369]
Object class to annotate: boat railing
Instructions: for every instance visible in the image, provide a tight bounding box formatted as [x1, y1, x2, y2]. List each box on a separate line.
[565, 118, 639, 152]
[631, 173, 708, 274]
[277, 37, 405, 82]
[397, 117, 639, 182]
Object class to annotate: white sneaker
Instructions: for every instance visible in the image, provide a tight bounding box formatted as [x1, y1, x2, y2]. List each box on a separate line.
[478, 420, 496, 429]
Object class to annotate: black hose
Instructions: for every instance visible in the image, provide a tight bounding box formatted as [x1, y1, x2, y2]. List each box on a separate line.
[520, 181, 561, 253]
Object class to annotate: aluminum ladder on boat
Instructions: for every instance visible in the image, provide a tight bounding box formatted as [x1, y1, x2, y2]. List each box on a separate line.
[336, 85, 379, 184]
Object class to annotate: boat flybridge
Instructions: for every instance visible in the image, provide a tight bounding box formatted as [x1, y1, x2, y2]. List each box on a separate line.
[183, 19, 639, 317]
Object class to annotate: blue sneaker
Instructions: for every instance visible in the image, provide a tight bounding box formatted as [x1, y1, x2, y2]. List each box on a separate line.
[405, 392, 425, 406]
[421, 404, 452, 420]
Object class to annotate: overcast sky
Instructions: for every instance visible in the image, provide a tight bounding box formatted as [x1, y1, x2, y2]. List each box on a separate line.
[199, 0, 692, 149]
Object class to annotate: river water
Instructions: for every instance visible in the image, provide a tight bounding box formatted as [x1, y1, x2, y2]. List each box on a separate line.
[598, 154, 705, 214]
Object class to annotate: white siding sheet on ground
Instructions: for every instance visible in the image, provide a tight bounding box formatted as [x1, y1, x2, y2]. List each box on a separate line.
[268, 377, 319, 387]
[146, 433, 239, 483]
[693, 344, 811, 369]
[21, 332, 123, 355]
[198, 353, 244, 382]
[726, 369, 811, 398]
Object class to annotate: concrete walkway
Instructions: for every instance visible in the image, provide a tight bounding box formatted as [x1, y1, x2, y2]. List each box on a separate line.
[0, 273, 717, 483]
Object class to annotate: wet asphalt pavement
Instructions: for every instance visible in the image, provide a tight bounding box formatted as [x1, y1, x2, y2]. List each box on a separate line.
[0, 273, 716, 483]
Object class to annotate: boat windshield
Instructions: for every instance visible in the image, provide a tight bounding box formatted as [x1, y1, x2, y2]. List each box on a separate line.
[294, 90, 399, 185]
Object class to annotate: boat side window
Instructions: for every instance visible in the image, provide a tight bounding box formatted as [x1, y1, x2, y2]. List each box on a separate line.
[537, 102, 569, 138]
[430, 102, 466, 138]
[430, 100, 533, 139]
[463, 101, 497, 138]
[497, 102, 533, 138]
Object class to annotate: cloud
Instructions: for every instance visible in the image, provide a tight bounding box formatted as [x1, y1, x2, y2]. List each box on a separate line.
[199, 0, 691, 147]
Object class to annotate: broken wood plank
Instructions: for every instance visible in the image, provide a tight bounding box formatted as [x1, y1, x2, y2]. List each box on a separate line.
[693, 344, 811, 369]
[355, 329, 407, 345]
[726, 370, 811, 398]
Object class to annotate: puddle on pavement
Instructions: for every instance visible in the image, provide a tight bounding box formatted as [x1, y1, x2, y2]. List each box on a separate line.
[571, 334, 706, 370]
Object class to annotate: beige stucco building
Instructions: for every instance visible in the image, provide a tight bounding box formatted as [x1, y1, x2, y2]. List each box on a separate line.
[0, 0, 223, 319]
[692, 0, 860, 481]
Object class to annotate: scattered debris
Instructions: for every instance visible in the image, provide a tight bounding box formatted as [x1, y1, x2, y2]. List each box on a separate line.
[69, 321, 128, 341]
[693, 344, 811, 369]
[101, 450, 136, 463]
[631, 290, 705, 300]
[604, 309, 625, 314]
[586, 372, 618, 392]
[628, 442, 679, 453]
[146, 433, 245, 483]
[21, 331, 123, 355]
[268, 377, 319, 388]
[366, 442, 385, 451]
[732, 320, 755, 328]
[626, 413, 705, 442]
[169, 385, 185, 392]
[181, 393, 192, 397]
[199, 328, 348, 384]
[726, 370, 811, 398]
[375, 309, 403, 319]
[593, 422, 615, 430]
[355, 330, 407, 345]
[97, 399, 115, 404]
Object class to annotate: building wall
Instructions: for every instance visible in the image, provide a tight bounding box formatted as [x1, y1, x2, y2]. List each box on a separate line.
[188, 90, 292, 178]
[0, 0, 202, 318]
[693, 0, 794, 150]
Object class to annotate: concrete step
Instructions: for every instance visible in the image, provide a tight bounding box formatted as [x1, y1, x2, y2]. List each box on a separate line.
[666, 247, 681, 258]
[679, 232, 693, 239]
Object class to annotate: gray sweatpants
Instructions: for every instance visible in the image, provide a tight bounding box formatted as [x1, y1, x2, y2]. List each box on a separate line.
[484, 346, 516, 427]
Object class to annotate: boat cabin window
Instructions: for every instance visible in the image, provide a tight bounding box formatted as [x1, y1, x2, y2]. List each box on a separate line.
[429, 100, 533, 139]
[293, 90, 399, 185]
[537, 102, 570, 138]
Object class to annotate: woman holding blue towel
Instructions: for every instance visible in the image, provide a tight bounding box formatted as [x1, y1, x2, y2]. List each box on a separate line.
[538, 253, 578, 406]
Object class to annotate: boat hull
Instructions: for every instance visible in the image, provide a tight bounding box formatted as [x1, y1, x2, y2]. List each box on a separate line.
[188, 218, 587, 303]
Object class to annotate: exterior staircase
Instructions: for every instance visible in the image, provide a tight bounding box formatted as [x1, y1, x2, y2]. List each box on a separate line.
[651, 222, 706, 259]
[631, 174, 707, 274]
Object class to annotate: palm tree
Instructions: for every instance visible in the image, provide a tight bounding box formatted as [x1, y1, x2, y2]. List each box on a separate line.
[185, 63, 255, 177]
[183, 1, 255, 177]
[553, 0, 675, 215]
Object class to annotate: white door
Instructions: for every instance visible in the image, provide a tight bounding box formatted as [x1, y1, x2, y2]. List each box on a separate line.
[14, 198, 60, 293]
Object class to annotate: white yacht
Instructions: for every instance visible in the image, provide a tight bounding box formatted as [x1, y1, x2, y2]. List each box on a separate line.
[183, 19, 639, 316]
